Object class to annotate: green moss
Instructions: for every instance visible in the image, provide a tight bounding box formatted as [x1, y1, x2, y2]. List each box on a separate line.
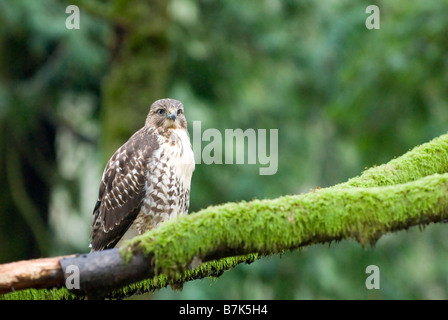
[105, 254, 258, 299]
[0, 287, 79, 300]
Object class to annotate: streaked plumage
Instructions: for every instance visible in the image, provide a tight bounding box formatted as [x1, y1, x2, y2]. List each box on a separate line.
[90, 98, 195, 251]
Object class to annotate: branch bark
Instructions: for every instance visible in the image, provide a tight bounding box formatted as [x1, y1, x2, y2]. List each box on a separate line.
[1, 133, 448, 300]
[0, 255, 73, 294]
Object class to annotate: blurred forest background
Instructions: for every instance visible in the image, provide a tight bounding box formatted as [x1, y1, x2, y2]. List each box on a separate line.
[0, 0, 447, 299]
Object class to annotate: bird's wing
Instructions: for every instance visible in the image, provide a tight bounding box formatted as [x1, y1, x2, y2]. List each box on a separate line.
[90, 128, 158, 251]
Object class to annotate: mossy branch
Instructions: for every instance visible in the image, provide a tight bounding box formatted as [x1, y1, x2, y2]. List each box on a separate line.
[2, 133, 448, 300]
[122, 171, 448, 280]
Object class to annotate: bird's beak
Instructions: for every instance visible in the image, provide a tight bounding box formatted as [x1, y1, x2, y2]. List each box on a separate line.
[167, 110, 176, 121]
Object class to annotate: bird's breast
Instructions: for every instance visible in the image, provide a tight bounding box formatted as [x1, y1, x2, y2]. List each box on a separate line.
[162, 128, 195, 188]
[138, 128, 195, 231]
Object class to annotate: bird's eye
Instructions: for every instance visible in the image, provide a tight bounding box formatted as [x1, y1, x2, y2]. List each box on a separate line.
[157, 109, 165, 115]
[177, 109, 183, 115]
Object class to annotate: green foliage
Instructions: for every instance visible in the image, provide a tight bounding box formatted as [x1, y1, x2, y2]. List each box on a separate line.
[96, 0, 174, 158]
[0, 0, 110, 261]
[339, 133, 448, 188]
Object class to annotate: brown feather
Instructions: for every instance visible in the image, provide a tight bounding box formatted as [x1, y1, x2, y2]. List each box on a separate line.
[90, 127, 158, 251]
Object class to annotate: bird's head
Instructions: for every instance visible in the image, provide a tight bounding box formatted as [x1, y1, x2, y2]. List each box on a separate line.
[145, 98, 187, 131]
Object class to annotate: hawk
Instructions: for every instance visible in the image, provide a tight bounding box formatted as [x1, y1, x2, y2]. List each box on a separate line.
[90, 98, 195, 251]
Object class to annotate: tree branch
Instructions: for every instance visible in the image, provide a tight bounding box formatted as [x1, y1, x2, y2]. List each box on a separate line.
[1, 133, 448, 300]
[0, 256, 72, 293]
